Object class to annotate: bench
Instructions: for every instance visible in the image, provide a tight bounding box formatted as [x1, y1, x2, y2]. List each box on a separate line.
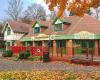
[71, 56, 91, 65]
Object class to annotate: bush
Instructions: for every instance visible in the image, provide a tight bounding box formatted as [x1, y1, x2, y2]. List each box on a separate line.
[19, 52, 24, 59]
[29, 56, 42, 61]
[2, 50, 13, 57]
[19, 50, 30, 59]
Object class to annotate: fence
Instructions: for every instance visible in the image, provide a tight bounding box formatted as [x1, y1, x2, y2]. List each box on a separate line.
[10, 46, 49, 56]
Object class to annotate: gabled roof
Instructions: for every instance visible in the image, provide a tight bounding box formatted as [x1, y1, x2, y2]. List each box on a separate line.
[32, 20, 50, 28]
[3, 15, 100, 39]
[64, 15, 100, 34]
[8, 21, 32, 33]
[52, 17, 71, 25]
[2, 21, 32, 33]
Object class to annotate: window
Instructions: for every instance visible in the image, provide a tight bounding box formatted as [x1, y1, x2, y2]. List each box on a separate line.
[34, 27, 40, 33]
[35, 41, 42, 46]
[54, 23, 62, 31]
[7, 27, 11, 35]
[12, 41, 15, 46]
[7, 42, 10, 46]
[27, 41, 32, 46]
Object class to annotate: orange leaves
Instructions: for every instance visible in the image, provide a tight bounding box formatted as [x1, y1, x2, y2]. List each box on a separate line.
[57, 0, 67, 17]
[45, 0, 67, 17]
[68, 0, 91, 16]
[49, 0, 57, 10]
[45, 0, 100, 17]
[91, 0, 100, 8]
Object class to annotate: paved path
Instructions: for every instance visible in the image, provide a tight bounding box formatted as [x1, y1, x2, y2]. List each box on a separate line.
[0, 59, 100, 73]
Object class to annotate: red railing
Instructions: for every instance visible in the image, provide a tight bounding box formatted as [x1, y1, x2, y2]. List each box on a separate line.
[9, 46, 49, 56]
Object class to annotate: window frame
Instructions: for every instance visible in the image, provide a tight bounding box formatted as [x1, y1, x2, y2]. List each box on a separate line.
[7, 27, 11, 35]
[54, 23, 63, 32]
[34, 27, 40, 33]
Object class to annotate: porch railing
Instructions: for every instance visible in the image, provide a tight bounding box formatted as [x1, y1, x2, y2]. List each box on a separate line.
[9, 46, 49, 56]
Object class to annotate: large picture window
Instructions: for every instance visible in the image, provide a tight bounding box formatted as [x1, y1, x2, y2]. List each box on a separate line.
[54, 23, 62, 31]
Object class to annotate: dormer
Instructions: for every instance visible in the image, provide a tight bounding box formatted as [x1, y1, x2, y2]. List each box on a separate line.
[32, 21, 48, 34]
[52, 17, 71, 32]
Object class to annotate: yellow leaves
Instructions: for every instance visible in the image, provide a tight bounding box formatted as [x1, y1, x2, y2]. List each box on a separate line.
[1, 71, 100, 80]
[0, 71, 81, 80]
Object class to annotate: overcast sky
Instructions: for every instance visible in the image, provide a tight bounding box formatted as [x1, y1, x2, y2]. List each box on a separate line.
[0, 0, 50, 21]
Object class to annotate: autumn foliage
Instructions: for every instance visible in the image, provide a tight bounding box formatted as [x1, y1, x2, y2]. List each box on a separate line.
[45, 0, 100, 17]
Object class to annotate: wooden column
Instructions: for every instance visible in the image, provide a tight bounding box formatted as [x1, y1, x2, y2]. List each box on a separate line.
[42, 41, 45, 47]
[66, 40, 68, 56]
[53, 40, 57, 56]
[67, 40, 73, 57]
[32, 41, 35, 46]
[95, 40, 99, 57]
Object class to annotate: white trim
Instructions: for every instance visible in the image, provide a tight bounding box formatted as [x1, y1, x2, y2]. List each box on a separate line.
[55, 19, 62, 24]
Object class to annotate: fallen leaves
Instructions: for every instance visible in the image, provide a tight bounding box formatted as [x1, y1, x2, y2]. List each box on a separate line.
[0, 71, 80, 80]
[0, 71, 100, 80]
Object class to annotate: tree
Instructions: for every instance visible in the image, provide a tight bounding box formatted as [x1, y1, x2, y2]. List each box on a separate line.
[23, 3, 46, 21]
[88, 7, 100, 19]
[6, 0, 23, 21]
[48, 9, 57, 20]
[45, 0, 100, 17]
[19, 16, 32, 24]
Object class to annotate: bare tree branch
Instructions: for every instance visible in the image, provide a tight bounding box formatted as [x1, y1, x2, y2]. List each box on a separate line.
[23, 3, 46, 21]
[6, 0, 23, 21]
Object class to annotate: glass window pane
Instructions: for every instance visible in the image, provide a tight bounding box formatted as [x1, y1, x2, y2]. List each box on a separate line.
[34, 27, 40, 33]
[54, 23, 62, 31]
[7, 27, 11, 35]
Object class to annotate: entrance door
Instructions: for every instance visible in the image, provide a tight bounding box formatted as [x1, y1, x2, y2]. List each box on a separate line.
[74, 40, 94, 59]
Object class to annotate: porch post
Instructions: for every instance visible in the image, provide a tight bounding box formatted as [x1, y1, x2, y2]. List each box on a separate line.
[67, 40, 73, 57]
[42, 41, 45, 46]
[6, 41, 8, 50]
[25, 42, 27, 46]
[95, 40, 99, 56]
[66, 40, 68, 55]
[32, 41, 35, 46]
[53, 40, 57, 56]
[10, 41, 12, 46]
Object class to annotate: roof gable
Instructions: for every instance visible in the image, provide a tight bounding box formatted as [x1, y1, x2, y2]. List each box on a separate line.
[32, 21, 41, 28]
[52, 18, 63, 24]
[8, 21, 32, 33]
[52, 17, 71, 25]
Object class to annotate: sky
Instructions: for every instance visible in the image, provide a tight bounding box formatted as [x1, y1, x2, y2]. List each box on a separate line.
[0, 0, 50, 21]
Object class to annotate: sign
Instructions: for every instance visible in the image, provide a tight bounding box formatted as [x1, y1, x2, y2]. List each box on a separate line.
[35, 34, 49, 41]
[50, 34, 56, 40]
[74, 31, 94, 39]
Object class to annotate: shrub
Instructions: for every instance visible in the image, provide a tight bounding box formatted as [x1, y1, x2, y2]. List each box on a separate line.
[2, 50, 13, 57]
[19, 52, 24, 59]
[29, 56, 42, 61]
[24, 51, 30, 59]
[18, 50, 30, 59]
